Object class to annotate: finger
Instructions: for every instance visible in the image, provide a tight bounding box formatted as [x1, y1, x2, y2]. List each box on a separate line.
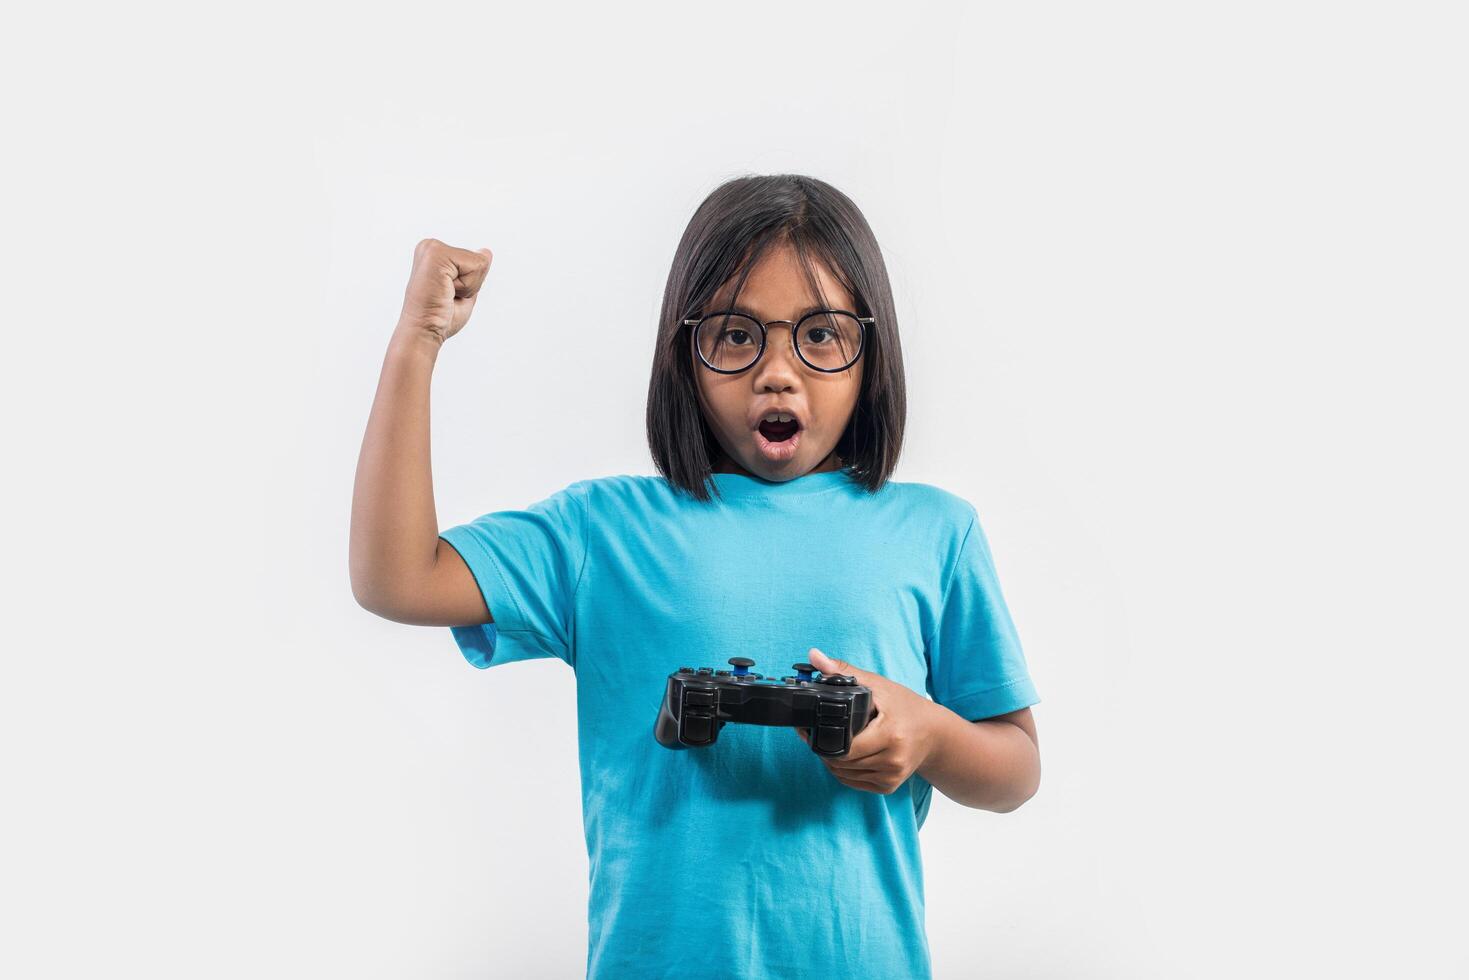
[797, 726, 842, 755]
[837, 709, 887, 763]
[825, 757, 887, 778]
[838, 742, 885, 766]
[805, 649, 887, 731]
[824, 745, 888, 772]
[447, 246, 494, 297]
[808, 647, 859, 679]
[838, 776, 890, 794]
[799, 707, 885, 763]
[808, 647, 885, 690]
[799, 725, 876, 770]
[809, 736, 888, 770]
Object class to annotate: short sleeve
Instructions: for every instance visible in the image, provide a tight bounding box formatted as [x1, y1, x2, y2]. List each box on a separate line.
[438, 481, 589, 671]
[923, 507, 1040, 720]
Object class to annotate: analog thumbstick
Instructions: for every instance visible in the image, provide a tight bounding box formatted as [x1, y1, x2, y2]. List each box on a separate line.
[728, 656, 755, 677]
[792, 662, 815, 681]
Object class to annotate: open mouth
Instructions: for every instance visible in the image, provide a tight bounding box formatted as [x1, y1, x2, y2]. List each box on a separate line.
[753, 415, 803, 462]
[757, 419, 800, 443]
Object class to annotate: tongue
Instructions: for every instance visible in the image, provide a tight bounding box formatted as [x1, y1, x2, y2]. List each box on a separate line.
[759, 420, 799, 442]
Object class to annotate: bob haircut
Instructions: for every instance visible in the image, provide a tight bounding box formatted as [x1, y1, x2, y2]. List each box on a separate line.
[646, 173, 907, 502]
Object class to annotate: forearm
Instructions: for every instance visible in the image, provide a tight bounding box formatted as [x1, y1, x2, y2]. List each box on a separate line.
[917, 704, 1041, 812]
[349, 327, 445, 609]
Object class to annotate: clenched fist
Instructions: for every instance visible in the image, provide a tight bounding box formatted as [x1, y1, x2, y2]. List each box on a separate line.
[396, 238, 495, 346]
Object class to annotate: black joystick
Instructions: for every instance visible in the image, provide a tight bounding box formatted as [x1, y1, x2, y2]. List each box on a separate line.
[653, 658, 875, 757]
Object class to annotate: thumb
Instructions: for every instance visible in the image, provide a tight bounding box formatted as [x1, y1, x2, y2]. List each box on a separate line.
[807, 647, 860, 678]
[808, 647, 883, 719]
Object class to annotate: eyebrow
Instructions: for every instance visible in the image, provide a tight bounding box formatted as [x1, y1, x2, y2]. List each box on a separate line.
[719, 303, 845, 320]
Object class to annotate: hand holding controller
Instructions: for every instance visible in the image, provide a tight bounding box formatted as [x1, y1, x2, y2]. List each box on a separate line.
[653, 657, 875, 757]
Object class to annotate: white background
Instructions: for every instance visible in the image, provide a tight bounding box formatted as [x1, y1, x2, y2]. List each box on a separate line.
[4, 1, 1466, 976]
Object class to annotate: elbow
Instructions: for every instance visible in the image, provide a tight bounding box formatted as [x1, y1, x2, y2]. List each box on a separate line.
[349, 552, 378, 613]
[350, 570, 395, 619]
[351, 581, 384, 617]
[994, 768, 1042, 814]
[995, 791, 1036, 814]
[349, 552, 406, 620]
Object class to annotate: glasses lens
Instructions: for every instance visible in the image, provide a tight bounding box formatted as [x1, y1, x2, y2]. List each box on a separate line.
[696, 314, 763, 371]
[694, 312, 864, 372]
[797, 312, 863, 371]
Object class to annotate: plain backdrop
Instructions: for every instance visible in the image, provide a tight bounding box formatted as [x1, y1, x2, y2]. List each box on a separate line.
[4, 1, 1465, 977]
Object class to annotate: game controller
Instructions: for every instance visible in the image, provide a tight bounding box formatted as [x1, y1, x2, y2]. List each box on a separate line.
[653, 657, 876, 757]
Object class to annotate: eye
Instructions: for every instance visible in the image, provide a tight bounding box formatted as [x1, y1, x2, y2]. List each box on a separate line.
[719, 328, 755, 346]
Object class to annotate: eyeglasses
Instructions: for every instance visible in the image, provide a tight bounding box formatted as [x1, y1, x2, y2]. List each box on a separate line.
[682, 309, 872, 374]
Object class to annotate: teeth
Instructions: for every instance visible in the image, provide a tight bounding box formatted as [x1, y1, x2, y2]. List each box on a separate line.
[762, 412, 795, 423]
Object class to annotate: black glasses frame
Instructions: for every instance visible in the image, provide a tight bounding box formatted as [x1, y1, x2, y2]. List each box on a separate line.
[681, 309, 873, 375]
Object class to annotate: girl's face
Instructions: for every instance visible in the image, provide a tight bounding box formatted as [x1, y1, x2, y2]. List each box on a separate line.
[692, 242, 864, 481]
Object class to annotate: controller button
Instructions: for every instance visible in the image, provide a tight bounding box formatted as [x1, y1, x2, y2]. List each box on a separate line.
[678, 667, 695, 673]
[815, 725, 847, 753]
[685, 690, 716, 707]
[683, 713, 714, 742]
[817, 701, 848, 718]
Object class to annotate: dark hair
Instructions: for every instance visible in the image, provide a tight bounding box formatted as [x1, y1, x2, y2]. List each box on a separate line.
[646, 173, 907, 502]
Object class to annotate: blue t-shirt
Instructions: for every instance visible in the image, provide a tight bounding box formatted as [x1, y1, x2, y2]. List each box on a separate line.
[439, 465, 1040, 980]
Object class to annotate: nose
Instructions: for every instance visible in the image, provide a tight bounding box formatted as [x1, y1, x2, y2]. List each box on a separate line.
[751, 322, 802, 385]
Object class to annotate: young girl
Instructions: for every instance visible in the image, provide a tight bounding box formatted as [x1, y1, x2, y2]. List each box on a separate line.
[350, 174, 1041, 979]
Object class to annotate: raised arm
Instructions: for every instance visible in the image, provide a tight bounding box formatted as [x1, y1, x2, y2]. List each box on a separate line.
[349, 238, 496, 627]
